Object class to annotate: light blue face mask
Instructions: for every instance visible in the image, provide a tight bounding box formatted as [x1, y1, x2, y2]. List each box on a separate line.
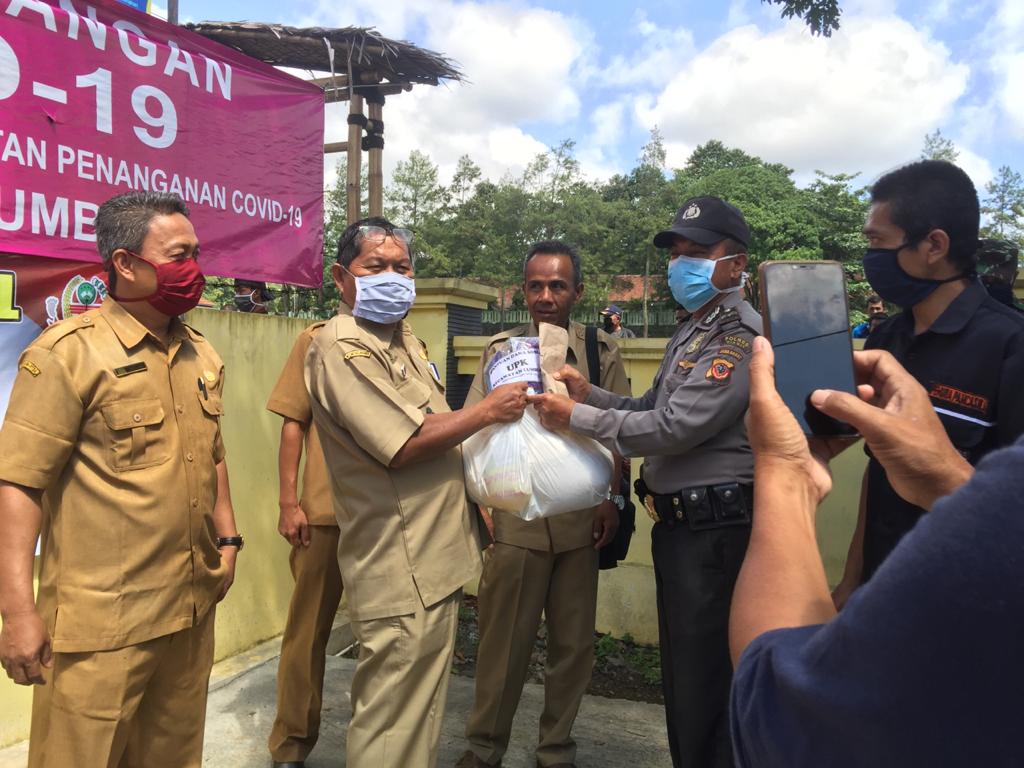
[667, 254, 741, 312]
[349, 270, 416, 324]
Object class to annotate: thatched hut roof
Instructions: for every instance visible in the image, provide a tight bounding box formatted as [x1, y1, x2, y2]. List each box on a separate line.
[187, 21, 463, 89]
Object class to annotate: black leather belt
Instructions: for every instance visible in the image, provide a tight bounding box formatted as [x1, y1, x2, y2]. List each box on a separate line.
[636, 479, 753, 530]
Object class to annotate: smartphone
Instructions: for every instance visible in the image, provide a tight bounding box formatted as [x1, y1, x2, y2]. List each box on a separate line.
[758, 261, 858, 436]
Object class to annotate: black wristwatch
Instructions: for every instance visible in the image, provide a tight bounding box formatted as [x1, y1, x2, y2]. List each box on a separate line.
[216, 535, 244, 551]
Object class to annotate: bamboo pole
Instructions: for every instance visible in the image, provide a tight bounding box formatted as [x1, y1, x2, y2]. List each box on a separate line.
[346, 94, 364, 224]
[367, 97, 384, 217]
[324, 141, 349, 154]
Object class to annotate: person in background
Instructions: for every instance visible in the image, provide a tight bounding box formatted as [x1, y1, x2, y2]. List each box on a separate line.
[0, 191, 240, 768]
[265, 319, 343, 768]
[851, 293, 886, 338]
[976, 238, 1023, 313]
[599, 304, 636, 338]
[233, 279, 272, 314]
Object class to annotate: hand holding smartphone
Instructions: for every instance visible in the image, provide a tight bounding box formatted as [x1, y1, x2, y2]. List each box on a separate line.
[758, 260, 858, 436]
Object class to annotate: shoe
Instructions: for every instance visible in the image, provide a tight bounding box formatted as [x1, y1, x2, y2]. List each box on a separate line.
[455, 749, 499, 767]
[272, 762, 305, 767]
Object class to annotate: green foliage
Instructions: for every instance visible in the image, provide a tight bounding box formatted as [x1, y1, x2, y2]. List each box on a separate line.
[921, 129, 959, 163]
[281, 131, 1019, 334]
[762, 0, 841, 36]
[981, 165, 1024, 241]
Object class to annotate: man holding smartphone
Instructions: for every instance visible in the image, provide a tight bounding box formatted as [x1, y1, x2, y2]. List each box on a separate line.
[530, 196, 761, 768]
[833, 160, 1024, 606]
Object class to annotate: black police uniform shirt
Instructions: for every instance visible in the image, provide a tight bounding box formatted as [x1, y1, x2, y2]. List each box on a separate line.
[861, 279, 1024, 581]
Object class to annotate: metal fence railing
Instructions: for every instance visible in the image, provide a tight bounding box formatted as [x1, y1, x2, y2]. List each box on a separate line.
[482, 308, 678, 329]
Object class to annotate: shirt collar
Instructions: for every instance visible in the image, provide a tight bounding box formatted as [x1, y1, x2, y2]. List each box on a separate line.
[99, 298, 186, 350]
[336, 301, 401, 348]
[922, 279, 988, 335]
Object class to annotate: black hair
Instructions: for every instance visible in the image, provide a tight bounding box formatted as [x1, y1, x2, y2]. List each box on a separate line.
[336, 216, 405, 268]
[871, 160, 980, 273]
[523, 240, 582, 285]
[867, 293, 882, 304]
[96, 192, 189, 292]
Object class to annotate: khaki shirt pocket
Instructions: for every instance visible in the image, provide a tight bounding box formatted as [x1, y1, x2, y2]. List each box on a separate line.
[394, 376, 432, 410]
[101, 398, 170, 471]
[197, 390, 225, 452]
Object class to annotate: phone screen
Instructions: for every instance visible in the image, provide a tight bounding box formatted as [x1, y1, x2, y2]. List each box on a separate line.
[760, 261, 857, 436]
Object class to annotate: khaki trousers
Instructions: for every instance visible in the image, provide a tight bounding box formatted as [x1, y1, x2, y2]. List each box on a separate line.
[268, 525, 344, 762]
[28, 607, 216, 768]
[346, 590, 461, 768]
[466, 542, 599, 767]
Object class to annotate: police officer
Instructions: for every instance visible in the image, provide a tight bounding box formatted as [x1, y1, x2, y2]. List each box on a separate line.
[266, 320, 343, 768]
[531, 196, 761, 768]
[833, 162, 1024, 606]
[0, 192, 240, 768]
[457, 241, 631, 768]
[599, 304, 636, 338]
[304, 218, 528, 768]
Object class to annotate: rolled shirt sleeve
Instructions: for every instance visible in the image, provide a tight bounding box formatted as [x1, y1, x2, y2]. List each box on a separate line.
[267, 328, 316, 425]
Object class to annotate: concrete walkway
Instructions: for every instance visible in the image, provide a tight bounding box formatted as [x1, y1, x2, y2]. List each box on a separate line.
[0, 633, 671, 768]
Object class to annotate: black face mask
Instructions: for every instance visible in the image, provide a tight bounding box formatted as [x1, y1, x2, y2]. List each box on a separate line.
[234, 291, 264, 312]
[602, 316, 615, 332]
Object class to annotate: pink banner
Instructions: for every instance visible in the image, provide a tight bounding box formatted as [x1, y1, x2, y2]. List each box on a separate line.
[0, 0, 325, 286]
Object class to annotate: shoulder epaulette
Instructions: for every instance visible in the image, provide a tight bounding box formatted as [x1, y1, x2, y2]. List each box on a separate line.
[30, 313, 95, 350]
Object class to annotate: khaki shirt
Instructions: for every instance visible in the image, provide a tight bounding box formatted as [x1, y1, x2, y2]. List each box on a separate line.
[466, 322, 631, 553]
[0, 299, 228, 653]
[305, 303, 481, 622]
[572, 292, 762, 493]
[266, 322, 336, 527]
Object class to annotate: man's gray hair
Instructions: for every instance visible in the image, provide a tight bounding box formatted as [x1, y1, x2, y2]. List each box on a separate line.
[95, 192, 189, 266]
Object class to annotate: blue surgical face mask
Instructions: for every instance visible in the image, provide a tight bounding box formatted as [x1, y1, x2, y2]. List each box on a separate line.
[667, 254, 741, 312]
[863, 244, 965, 309]
[346, 269, 416, 324]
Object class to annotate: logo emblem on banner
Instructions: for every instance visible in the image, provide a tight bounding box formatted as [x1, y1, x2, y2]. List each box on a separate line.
[45, 276, 107, 326]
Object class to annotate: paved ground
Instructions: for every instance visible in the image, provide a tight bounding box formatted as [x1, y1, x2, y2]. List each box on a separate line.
[0, 632, 672, 768]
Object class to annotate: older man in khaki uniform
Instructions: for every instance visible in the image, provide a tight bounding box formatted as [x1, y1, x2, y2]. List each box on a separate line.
[459, 241, 631, 768]
[0, 192, 240, 768]
[266, 320, 344, 768]
[304, 217, 528, 768]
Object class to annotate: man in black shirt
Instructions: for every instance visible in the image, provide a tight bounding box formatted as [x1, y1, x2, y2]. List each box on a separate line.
[833, 160, 1024, 606]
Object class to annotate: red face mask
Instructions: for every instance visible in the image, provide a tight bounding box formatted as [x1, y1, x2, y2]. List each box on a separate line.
[118, 253, 206, 316]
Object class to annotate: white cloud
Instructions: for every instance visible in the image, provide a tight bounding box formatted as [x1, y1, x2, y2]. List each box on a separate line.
[308, 0, 586, 185]
[597, 12, 695, 89]
[640, 16, 970, 178]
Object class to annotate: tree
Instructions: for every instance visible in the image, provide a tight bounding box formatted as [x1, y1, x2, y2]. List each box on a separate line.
[981, 165, 1024, 240]
[449, 154, 482, 206]
[921, 129, 959, 163]
[387, 149, 442, 231]
[640, 126, 667, 171]
[763, 0, 841, 36]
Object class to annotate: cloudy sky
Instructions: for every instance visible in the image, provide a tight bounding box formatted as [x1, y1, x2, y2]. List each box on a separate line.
[178, 0, 1024, 192]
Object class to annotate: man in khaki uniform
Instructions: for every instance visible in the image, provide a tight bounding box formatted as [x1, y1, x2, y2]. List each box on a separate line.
[0, 192, 241, 768]
[458, 241, 631, 768]
[304, 217, 529, 768]
[266, 320, 343, 768]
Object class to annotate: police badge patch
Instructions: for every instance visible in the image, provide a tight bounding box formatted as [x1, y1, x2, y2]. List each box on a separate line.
[705, 358, 734, 383]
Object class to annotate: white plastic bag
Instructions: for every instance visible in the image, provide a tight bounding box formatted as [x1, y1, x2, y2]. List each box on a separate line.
[463, 409, 613, 521]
